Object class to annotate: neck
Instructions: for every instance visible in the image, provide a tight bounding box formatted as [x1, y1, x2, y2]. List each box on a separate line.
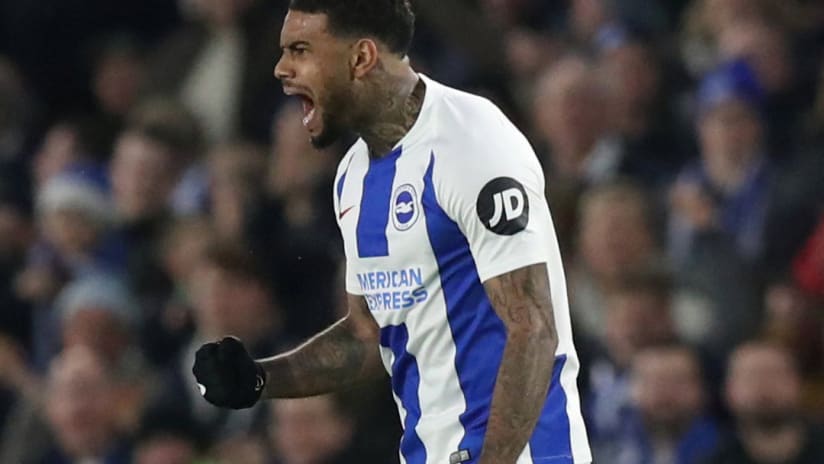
[358, 65, 425, 158]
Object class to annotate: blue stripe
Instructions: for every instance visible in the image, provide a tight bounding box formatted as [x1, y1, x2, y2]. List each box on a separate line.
[529, 354, 573, 460]
[380, 324, 427, 464]
[422, 153, 573, 461]
[336, 170, 347, 204]
[421, 153, 506, 458]
[356, 147, 403, 257]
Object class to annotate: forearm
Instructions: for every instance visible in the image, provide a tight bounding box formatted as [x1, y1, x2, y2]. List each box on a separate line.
[480, 263, 559, 463]
[479, 329, 556, 463]
[257, 316, 385, 398]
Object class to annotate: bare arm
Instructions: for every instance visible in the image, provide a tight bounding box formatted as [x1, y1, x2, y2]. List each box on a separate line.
[479, 263, 559, 463]
[257, 295, 385, 398]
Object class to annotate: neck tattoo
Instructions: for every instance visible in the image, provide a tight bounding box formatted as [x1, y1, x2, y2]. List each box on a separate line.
[362, 77, 426, 158]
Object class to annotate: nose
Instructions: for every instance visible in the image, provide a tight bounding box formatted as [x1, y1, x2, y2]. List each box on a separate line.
[274, 53, 292, 81]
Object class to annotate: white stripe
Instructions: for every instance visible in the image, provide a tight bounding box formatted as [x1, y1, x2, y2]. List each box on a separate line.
[560, 351, 592, 463]
[545, 232, 593, 464]
[516, 442, 534, 464]
[381, 345, 409, 464]
[527, 167, 592, 461]
[395, 389, 409, 464]
[392, 152, 468, 464]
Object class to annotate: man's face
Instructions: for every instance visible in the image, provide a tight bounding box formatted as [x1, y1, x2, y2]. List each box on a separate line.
[631, 348, 705, 430]
[271, 396, 353, 464]
[110, 133, 177, 222]
[699, 99, 762, 170]
[190, 263, 271, 340]
[726, 345, 801, 426]
[62, 308, 130, 364]
[533, 61, 603, 156]
[274, 11, 356, 149]
[605, 292, 673, 368]
[46, 348, 117, 459]
[579, 197, 655, 280]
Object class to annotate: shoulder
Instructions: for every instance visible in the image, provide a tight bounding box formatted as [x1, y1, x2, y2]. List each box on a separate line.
[426, 78, 538, 174]
[432, 80, 519, 145]
[335, 140, 367, 179]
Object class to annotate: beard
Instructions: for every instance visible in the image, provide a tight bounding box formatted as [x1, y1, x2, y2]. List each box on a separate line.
[737, 408, 800, 430]
[309, 110, 346, 149]
[309, 81, 356, 149]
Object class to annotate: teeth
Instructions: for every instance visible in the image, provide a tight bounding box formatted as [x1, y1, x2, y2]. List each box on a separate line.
[302, 108, 315, 127]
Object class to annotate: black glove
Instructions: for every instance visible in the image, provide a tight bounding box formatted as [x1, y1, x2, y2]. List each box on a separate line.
[192, 336, 266, 409]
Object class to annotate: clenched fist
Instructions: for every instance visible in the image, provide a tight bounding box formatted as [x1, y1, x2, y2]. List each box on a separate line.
[192, 336, 266, 409]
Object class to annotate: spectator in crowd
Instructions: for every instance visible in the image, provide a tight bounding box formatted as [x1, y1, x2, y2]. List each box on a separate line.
[0, 173, 34, 425]
[208, 142, 268, 241]
[669, 60, 771, 265]
[1, 274, 143, 402]
[568, 0, 616, 45]
[152, 239, 286, 443]
[760, 60, 824, 274]
[0, 274, 152, 463]
[678, 0, 798, 78]
[708, 341, 824, 463]
[569, 180, 660, 340]
[717, 20, 814, 160]
[145, 216, 216, 364]
[85, 35, 146, 160]
[0, 55, 35, 165]
[611, 344, 719, 464]
[132, 408, 204, 464]
[109, 113, 191, 320]
[596, 24, 687, 183]
[268, 395, 357, 464]
[532, 55, 618, 188]
[585, 267, 678, 457]
[40, 346, 133, 464]
[127, 98, 206, 217]
[568, 0, 670, 49]
[247, 103, 340, 337]
[16, 166, 123, 369]
[531, 56, 622, 253]
[31, 121, 96, 190]
[56, 274, 141, 368]
[0, 172, 34, 348]
[143, 0, 286, 143]
[761, 281, 824, 418]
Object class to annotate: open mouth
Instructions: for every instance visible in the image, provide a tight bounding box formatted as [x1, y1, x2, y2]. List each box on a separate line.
[298, 94, 316, 128]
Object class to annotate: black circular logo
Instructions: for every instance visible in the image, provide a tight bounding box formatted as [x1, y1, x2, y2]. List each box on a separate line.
[476, 177, 529, 235]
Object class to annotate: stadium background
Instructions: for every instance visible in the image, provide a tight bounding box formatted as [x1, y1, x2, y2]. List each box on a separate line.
[1, 0, 824, 463]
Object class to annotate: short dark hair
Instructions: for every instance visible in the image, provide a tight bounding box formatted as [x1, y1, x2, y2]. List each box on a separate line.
[201, 240, 271, 290]
[607, 265, 673, 303]
[126, 98, 203, 158]
[289, 0, 415, 55]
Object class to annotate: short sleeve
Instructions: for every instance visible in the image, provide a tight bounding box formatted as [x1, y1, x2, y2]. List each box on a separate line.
[334, 149, 365, 295]
[434, 123, 554, 283]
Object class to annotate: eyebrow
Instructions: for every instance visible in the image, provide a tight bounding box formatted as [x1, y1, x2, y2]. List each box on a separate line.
[281, 40, 310, 51]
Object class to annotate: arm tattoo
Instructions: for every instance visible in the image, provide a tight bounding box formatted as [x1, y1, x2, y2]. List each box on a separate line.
[257, 300, 384, 398]
[480, 263, 558, 463]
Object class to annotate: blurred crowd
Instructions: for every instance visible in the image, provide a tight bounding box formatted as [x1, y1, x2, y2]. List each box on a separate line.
[1, 0, 824, 463]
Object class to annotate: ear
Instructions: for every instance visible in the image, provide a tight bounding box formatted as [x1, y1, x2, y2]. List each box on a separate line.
[350, 38, 379, 79]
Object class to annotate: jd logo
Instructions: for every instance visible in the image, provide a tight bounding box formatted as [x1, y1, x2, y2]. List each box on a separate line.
[476, 177, 529, 235]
